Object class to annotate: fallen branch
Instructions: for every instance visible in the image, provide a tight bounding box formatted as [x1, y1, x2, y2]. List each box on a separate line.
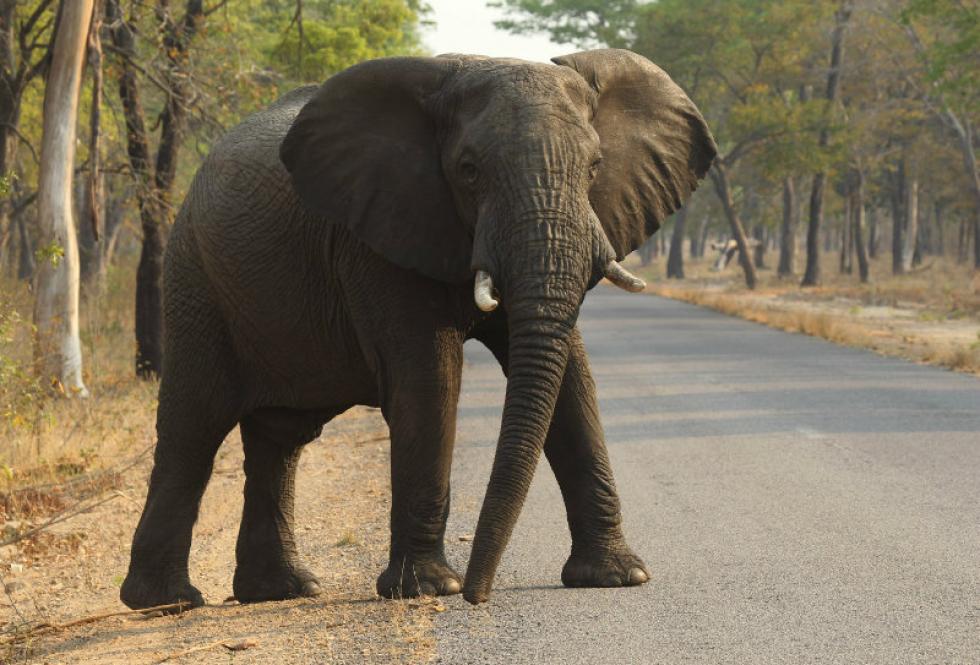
[152, 637, 257, 663]
[0, 602, 190, 645]
[0, 491, 122, 547]
[1, 443, 153, 521]
[2, 443, 152, 497]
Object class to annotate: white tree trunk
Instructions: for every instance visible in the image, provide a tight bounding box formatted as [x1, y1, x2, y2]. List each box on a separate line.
[902, 167, 919, 273]
[33, 0, 94, 397]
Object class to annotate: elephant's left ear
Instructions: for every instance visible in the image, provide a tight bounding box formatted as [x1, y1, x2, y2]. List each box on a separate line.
[280, 57, 471, 283]
[553, 49, 717, 259]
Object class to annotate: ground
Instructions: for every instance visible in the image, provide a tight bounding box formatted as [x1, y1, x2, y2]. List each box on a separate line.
[2, 253, 978, 663]
[630, 251, 980, 376]
[1, 407, 440, 664]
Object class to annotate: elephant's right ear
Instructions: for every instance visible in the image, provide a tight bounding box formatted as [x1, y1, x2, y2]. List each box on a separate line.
[552, 49, 717, 259]
[280, 57, 471, 283]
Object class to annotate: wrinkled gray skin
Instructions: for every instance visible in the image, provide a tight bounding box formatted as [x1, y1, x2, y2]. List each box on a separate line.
[120, 49, 716, 609]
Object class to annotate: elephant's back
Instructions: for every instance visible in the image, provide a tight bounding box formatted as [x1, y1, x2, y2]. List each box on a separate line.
[166, 85, 343, 386]
[184, 86, 318, 226]
[173, 86, 323, 274]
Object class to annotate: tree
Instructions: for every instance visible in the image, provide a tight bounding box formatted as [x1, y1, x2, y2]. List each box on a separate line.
[0, 0, 57, 274]
[666, 207, 687, 279]
[801, 0, 853, 287]
[902, 0, 980, 269]
[33, 0, 94, 396]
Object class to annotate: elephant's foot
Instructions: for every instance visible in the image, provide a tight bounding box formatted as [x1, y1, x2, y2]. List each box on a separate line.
[233, 561, 323, 603]
[561, 543, 650, 588]
[120, 568, 205, 612]
[376, 555, 462, 598]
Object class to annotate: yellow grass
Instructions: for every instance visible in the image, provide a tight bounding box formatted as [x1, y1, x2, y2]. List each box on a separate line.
[633, 250, 980, 376]
[0, 263, 158, 491]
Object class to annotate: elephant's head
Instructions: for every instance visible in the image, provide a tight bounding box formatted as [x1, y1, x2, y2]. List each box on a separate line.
[280, 49, 716, 603]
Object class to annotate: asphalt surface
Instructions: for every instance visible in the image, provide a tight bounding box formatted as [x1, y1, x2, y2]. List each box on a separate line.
[434, 288, 980, 664]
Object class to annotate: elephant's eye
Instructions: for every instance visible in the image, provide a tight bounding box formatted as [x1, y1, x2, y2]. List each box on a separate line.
[459, 161, 479, 185]
[588, 157, 602, 181]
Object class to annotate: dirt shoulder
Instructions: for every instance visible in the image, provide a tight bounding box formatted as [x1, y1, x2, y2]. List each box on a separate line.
[2, 407, 439, 664]
[627, 256, 980, 377]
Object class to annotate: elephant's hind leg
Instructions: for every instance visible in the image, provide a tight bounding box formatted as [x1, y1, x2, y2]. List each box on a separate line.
[233, 409, 326, 603]
[120, 294, 241, 611]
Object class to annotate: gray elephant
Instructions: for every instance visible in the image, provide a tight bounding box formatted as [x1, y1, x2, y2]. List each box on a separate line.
[120, 48, 716, 609]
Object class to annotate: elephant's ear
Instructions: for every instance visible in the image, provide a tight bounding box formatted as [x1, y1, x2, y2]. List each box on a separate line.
[280, 57, 470, 283]
[552, 49, 717, 259]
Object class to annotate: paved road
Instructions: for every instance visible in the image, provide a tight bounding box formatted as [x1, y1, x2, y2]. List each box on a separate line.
[435, 288, 980, 664]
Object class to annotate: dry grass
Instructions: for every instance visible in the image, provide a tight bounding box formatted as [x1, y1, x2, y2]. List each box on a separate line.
[632, 250, 980, 376]
[0, 264, 158, 496]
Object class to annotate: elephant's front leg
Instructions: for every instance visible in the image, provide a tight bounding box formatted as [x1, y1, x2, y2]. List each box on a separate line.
[476, 320, 649, 589]
[376, 331, 464, 598]
[546, 331, 649, 589]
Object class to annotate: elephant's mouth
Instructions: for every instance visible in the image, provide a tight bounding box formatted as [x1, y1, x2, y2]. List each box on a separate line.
[470, 214, 646, 313]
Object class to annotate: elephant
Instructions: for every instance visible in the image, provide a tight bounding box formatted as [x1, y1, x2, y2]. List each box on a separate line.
[119, 48, 716, 610]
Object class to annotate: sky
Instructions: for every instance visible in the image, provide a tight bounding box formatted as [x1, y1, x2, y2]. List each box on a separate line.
[422, 0, 575, 63]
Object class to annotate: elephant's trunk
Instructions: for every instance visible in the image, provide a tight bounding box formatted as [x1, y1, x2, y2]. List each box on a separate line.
[463, 229, 587, 603]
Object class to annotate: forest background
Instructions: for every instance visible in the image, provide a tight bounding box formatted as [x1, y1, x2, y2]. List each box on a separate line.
[0, 0, 977, 477]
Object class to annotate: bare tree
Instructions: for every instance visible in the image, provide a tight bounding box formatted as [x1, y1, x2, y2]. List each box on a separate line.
[106, 0, 206, 377]
[801, 0, 853, 287]
[709, 161, 757, 289]
[33, 0, 94, 396]
[0, 0, 56, 272]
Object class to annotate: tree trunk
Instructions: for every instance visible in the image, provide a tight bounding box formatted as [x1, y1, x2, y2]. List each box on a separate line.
[752, 224, 766, 269]
[32, 0, 93, 397]
[902, 164, 919, 272]
[956, 217, 970, 263]
[891, 159, 905, 275]
[802, 0, 852, 287]
[85, 0, 103, 244]
[709, 162, 757, 289]
[666, 207, 687, 279]
[77, 174, 105, 285]
[934, 202, 945, 256]
[696, 215, 710, 258]
[868, 206, 879, 258]
[777, 177, 796, 277]
[16, 212, 34, 280]
[637, 236, 653, 266]
[853, 172, 869, 283]
[0, 1, 19, 274]
[107, 0, 204, 378]
[839, 187, 853, 274]
[802, 171, 827, 287]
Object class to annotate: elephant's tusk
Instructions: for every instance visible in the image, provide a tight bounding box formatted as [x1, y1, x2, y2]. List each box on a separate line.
[604, 261, 646, 293]
[474, 270, 499, 312]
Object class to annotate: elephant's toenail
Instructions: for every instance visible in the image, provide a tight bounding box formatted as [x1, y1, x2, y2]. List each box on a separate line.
[628, 568, 649, 585]
[303, 580, 323, 596]
[443, 578, 461, 595]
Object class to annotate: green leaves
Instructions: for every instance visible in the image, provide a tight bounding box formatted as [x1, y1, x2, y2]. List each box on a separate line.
[491, 0, 640, 48]
[271, 0, 426, 81]
[902, 0, 980, 101]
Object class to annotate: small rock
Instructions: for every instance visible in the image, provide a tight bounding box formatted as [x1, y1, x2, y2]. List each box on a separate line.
[458, 534, 474, 542]
[4, 581, 24, 593]
[9, 562, 24, 574]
